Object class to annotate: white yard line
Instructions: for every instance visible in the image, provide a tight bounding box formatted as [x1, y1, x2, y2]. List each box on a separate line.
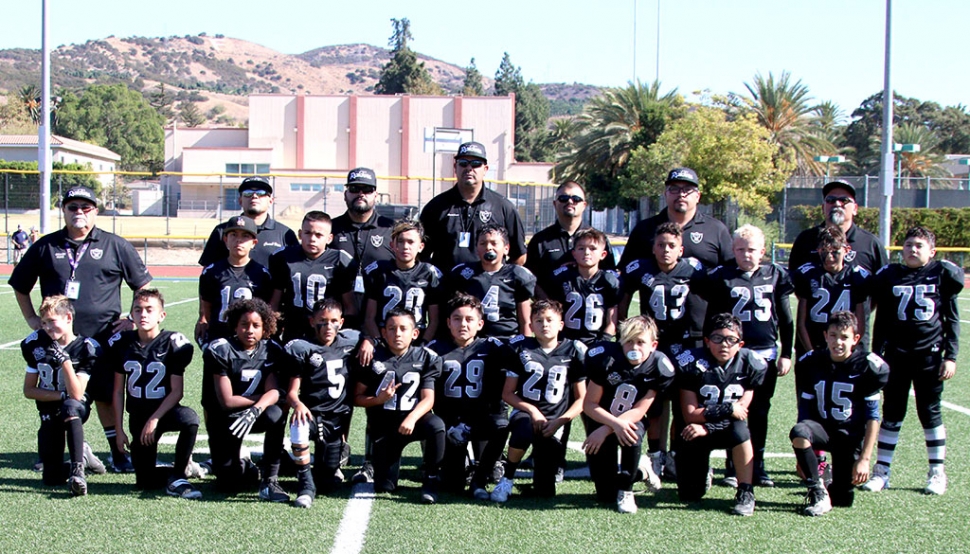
[330, 483, 377, 554]
[910, 389, 970, 417]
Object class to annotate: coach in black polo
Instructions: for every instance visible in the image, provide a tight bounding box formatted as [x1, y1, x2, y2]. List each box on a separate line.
[526, 180, 617, 295]
[198, 176, 298, 268]
[10, 185, 152, 472]
[419, 141, 527, 271]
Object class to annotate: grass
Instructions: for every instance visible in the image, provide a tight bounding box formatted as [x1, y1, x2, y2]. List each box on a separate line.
[0, 279, 969, 553]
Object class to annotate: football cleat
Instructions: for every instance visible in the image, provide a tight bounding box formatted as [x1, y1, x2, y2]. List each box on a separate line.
[294, 469, 316, 508]
[705, 468, 714, 493]
[339, 441, 351, 467]
[721, 475, 739, 489]
[555, 466, 565, 484]
[110, 454, 136, 474]
[69, 462, 87, 497]
[294, 493, 314, 508]
[420, 478, 439, 505]
[33, 459, 43, 472]
[733, 488, 756, 516]
[616, 490, 638, 514]
[639, 452, 662, 492]
[352, 462, 375, 484]
[754, 468, 775, 488]
[861, 464, 890, 492]
[82, 442, 106, 475]
[490, 477, 514, 503]
[925, 466, 947, 495]
[804, 485, 832, 516]
[818, 460, 833, 487]
[662, 451, 677, 480]
[472, 487, 490, 501]
[259, 478, 291, 503]
[184, 460, 208, 479]
[166, 478, 202, 500]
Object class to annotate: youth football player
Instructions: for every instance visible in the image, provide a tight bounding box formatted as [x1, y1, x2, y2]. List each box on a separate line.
[285, 298, 359, 508]
[492, 300, 587, 502]
[109, 289, 201, 499]
[864, 226, 964, 495]
[354, 308, 445, 504]
[792, 311, 888, 516]
[22, 295, 101, 496]
[673, 313, 766, 516]
[197, 216, 273, 346]
[582, 315, 674, 513]
[202, 298, 288, 501]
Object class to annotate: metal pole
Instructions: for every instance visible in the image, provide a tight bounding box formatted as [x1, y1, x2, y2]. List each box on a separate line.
[633, 0, 637, 83]
[925, 176, 930, 208]
[39, 0, 52, 233]
[655, 0, 660, 82]
[878, 0, 894, 252]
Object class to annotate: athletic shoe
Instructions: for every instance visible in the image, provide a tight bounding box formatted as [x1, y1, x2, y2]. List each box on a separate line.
[662, 451, 677, 480]
[420, 478, 439, 505]
[818, 460, 833, 487]
[721, 475, 739, 488]
[555, 466, 565, 484]
[733, 488, 756, 516]
[259, 478, 290, 503]
[490, 477, 514, 503]
[861, 464, 890, 492]
[339, 441, 351, 467]
[110, 454, 135, 474]
[705, 467, 714, 493]
[69, 462, 87, 496]
[184, 460, 208, 479]
[804, 485, 832, 516]
[334, 468, 345, 483]
[616, 490, 638, 514]
[33, 459, 43, 472]
[472, 487, 490, 501]
[166, 478, 202, 500]
[722, 457, 737, 488]
[199, 458, 213, 474]
[294, 470, 316, 508]
[925, 466, 947, 495]
[754, 466, 775, 488]
[639, 452, 662, 492]
[82, 442, 106, 474]
[491, 460, 505, 484]
[352, 462, 375, 484]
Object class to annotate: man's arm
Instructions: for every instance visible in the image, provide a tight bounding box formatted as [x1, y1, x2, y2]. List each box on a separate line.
[15, 291, 41, 331]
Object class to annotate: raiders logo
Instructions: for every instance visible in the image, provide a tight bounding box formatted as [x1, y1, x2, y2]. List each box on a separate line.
[309, 353, 324, 368]
[90, 248, 104, 260]
[460, 267, 474, 280]
[607, 372, 622, 385]
[690, 232, 703, 244]
[372, 361, 386, 374]
[370, 235, 384, 248]
[844, 249, 857, 262]
[809, 279, 819, 293]
[670, 343, 682, 355]
[33, 347, 46, 362]
[479, 210, 492, 223]
[695, 359, 709, 372]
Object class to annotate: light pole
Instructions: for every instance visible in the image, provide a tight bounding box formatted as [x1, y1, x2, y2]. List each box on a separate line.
[893, 143, 920, 190]
[813, 155, 846, 183]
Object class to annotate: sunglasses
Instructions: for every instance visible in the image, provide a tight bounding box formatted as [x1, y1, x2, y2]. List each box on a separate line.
[824, 195, 854, 205]
[456, 159, 485, 169]
[241, 190, 271, 198]
[708, 334, 741, 346]
[65, 203, 95, 213]
[556, 194, 585, 204]
[347, 185, 376, 194]
[818, 249, 844, 258]
[666, 185, 699, 196]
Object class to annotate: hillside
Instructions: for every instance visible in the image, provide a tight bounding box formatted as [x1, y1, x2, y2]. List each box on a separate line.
[0, 34, 599, 125]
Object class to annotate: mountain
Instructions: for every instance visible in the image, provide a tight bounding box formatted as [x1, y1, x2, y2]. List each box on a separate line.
[0, 34, 599, 125]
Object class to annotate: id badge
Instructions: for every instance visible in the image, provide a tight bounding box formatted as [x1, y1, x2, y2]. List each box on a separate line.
[459, 232, 471, 248]
[354, 275, 365, 293]
[65, 280, 81, 300]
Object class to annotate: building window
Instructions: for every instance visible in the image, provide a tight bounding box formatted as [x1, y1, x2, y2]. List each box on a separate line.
[226, 163, 270, 175]
[290, 183, 323, 193]
[256, 164, 270, 174]
[225, 163, 239, 174]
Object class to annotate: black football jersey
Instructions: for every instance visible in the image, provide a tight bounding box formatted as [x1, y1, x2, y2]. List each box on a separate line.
[792, 262, 871, 350]
[796, 348, 889, 435]
[107, 330, 193, 415]
[21, 331, 99, 412]
[546, 265, 621, 344]
[703, 261, 795, 357]
[448, 262, 537, 338]
[199, 259, 274, 341]
[585, 342, 674, 417]
[269, 246, 355, 341]
[506, 336, 587, 420]
[622, 257, 705, 351]
[674, 347, 767, 426]
[364, 260, 444, 330]
[356, 344, 442, 418]
[201, 337, 284, 412]
[428, 336, 511, 422]
[284, 330, 359, 416]
[871, 260, 965, 358]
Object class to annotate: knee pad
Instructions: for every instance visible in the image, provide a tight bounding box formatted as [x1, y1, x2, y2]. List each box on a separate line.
[729, 420, 750, 445]
[508, 416, 533, 450]
[262, 404, 284, 424]
[61, 398, 85, 419]
[291, 420, 310, 445]
[789, 422, 813, 442]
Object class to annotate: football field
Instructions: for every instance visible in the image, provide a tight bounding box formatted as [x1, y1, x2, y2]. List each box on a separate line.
[1, 279, 969, 553]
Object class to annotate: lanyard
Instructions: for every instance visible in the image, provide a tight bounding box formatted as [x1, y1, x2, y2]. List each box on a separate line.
[64, 238, 92, 281]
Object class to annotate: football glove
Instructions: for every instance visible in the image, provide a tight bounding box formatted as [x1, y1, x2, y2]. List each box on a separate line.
[446, 423, 472, 447]
[47, 342, 70, 367]
[229, 406, 262, 438]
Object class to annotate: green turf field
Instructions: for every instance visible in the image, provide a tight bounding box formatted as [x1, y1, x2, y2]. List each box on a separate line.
[1, 280, 969, 553]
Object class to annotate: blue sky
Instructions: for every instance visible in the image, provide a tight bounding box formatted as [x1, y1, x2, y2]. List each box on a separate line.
[2, 1, 967, 119]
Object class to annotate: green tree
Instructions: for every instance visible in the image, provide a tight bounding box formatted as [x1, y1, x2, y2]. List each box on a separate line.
[462, 58, 484, 96]
[375, 18, 441, 95]
[147, 82, 176, 122]
[179, 102, 206, 127]
[0, 92, 36, 134]
[55, 83, 166, 172]
[18, 84, 41, 124]
[493, 53, 524, 96]
[491, 53, 550, 161]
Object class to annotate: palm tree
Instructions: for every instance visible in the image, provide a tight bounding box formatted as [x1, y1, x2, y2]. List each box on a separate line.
[18, 85, 41, 124]
[743, 72, 835, 176]
[894, 122, 948, 179]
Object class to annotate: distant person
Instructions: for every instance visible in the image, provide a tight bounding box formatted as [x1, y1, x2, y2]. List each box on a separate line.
[199, 176, 298, 268]
[420, 142, 527, 271]
[29, 226, 40, 245]
[12, 224, 29, 264]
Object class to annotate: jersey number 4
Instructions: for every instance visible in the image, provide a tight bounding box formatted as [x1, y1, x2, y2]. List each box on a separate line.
[809, 288, 852, 323]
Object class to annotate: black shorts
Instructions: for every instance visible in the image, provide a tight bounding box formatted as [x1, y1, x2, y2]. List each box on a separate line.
[85, 329, 118, 403]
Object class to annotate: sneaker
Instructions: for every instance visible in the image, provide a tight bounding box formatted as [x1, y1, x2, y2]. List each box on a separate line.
[861, 464, 890, 492]
[555, 466, 565, 484]
[472, 487, 490, 501]
[185, 460, 208, 479]
[705, 468, 714, 493]
[166, 478, 202, 500]
[490, 477, 514, 503]
[259, 478, 291, 503]
[352, 462, 375, 484]
[804, 485, 832, 516]
[662, 451, 677, 480]
[722, 457, 737, 488]
[733, 488, 756, 516]
[639, 452, 662, 492]
[82, 442, 106, 475]
[491, 460, 505, 484]
[818, 460, 833, 487]
[721, 475, 739, 488]
[420, 478, 439, 504]
[69, 463, 87, 497]
[199, 458, 214, 474]
[616, 490, 638, 514]
[110, 454, 135, 474]
[340, 441, 351, 467]
[33, 459, 43, 472]
[754, 467, 775, 488]
[925, 466, 947, 495]
[294, 470, 316, 508]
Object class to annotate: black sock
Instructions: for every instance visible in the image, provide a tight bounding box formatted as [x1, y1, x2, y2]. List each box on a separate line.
[647, 439, 661, 453]
[67, 418, 85, 464]
[794, 447, 819, 488]
[104, 427, 125, 459]
[504, 460, 520, 479]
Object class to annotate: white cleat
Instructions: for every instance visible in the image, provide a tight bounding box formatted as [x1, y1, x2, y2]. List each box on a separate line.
[925, 466, 947, 495]
[861, 464, 890, 492]
[616, 490, 638, 514]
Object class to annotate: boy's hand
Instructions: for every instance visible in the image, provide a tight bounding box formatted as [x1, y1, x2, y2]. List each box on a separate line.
[940, 359, 956, 381]
[399, 415, 417, 436]
[531, 412, 548, 435]
[582, 426, 610, 455]
[357, 339, 375, 366]
[681, 423, 708, 441]
[116, 429, 130, 454]
[47, 342, 70, 367]
[140, 418, 159, 446]
[376, 382, 401, 403]
[852, 458, 871, 485]
[731, 402, 749, 420]
[541, 416, 567, 438]
[111, 317, 136, 334]
[778, 357, 792, 376]
[290, 402, 311, 425]
[194, 320, 208, 346]
[610, 419, 639, 446]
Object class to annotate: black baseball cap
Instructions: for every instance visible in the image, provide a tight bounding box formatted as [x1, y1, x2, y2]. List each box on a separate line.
[822, 180, 856, 199]
[346, 167, 377, 189]
[455, 141, 487, 162]
[223, 215, 258, 238]
[665, 167, 700, 188]
[62, 186, 97, 206]
[238, 176, 273, 195]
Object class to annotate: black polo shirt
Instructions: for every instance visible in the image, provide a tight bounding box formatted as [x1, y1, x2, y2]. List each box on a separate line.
[526, 220, 617, 294]
[331, 210, 395, 320]
[619, 210, 734, 270]
[198, 216, 298, 268]
[419, 185, 527, 272]
[789, 223, 888, 274]
[9, 227, 152, 336]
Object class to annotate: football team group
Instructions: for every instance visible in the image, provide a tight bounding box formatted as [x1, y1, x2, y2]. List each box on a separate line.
[9, 142, 962, 518]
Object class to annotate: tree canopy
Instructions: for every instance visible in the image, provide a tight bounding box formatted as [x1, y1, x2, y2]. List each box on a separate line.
[491, 53, 550, 162]
[375, 18, 441, 96]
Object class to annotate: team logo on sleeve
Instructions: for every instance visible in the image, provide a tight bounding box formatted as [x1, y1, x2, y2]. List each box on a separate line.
[91, 248, 104, 260]
[309, 353, 324, 368]
[372, 361, 386, 374]
[479, 211, 492, 223]
[370, 235, 384, 248]
[690, 232, 703, 244]
[460, 267, 475, 280]
[588, 346, 604, 357]
[844, 250, 857, 262]
[607, 372, 622, 385]
[695, 359, 709, 372]
[32, 347, 46, 362]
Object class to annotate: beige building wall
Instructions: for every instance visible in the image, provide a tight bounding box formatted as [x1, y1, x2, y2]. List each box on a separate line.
[303, 96, 350, 170]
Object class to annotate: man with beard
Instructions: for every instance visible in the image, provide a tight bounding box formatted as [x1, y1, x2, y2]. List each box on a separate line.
[199, 176, 298, 268]
[788, 181, 887, 275]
